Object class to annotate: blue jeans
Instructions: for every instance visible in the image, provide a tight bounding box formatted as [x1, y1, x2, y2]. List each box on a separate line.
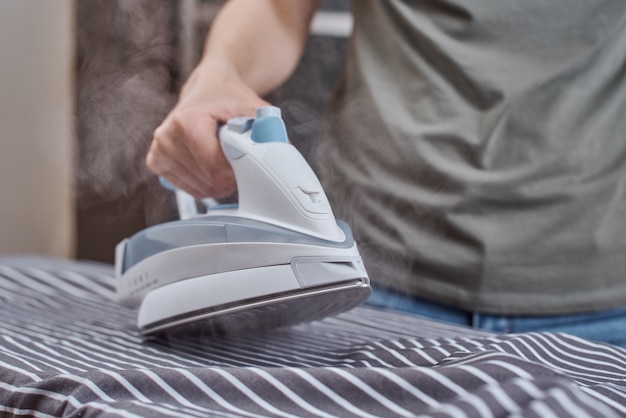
[366, 284, 626, 349]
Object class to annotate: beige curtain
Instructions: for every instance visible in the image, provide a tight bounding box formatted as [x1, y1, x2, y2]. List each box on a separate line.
[0, 0, 75, 258]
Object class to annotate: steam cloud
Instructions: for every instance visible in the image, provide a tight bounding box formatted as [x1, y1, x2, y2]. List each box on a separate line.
[75, 0, 179, 224]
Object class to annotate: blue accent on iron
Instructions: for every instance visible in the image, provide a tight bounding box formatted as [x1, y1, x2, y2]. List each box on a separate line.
[159, 177, 177, 191]
[250, 106, 288, 143]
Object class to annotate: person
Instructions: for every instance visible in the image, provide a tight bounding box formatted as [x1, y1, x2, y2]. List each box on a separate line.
[146, 0, 626, 348]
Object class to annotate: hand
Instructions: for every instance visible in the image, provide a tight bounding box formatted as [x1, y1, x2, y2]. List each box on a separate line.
[146, 59, 269, 199]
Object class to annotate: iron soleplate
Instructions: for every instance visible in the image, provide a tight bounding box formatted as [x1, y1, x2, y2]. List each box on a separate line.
[141, 279, 371, 338]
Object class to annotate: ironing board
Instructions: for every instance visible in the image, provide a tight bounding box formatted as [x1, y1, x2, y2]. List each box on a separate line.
[1, 254, 625, 417]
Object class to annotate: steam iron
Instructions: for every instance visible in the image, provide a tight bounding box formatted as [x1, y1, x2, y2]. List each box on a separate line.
[115, 106, 370, 337]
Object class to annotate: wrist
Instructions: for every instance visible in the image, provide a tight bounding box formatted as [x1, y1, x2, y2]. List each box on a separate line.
[180, 55, 241, 98]
[196, 54, 239, 78]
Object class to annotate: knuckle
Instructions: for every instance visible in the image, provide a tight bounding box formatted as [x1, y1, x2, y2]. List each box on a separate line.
[152, 124, 167, 141]
[153, 110, 191, 144]
[145, 143, 166, 174]
[169, 111, 191, 134]
[145, 151, 160, 174]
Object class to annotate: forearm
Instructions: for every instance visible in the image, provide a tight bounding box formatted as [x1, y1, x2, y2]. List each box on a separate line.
[148, 1, 318, 198]
[198, 0, 320, 96]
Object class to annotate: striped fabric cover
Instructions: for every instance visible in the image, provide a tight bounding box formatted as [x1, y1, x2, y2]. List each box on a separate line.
[1, 255, 625, 418]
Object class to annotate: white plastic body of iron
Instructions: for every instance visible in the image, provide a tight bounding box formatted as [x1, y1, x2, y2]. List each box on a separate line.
[115, 106, 370, 336]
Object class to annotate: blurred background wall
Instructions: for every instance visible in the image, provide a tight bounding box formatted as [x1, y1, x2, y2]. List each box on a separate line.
[0, 0, 75, 258]
[75, 0, 350, 264]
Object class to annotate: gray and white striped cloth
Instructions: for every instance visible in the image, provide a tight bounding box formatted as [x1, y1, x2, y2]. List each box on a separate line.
[1, 254, 625, 417]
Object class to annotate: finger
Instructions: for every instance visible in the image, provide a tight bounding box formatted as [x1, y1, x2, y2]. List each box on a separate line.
[149, 112, 204, 171]
[148, 127, 238, 199]
[148, 113, 211, 180]
[159, 170, 209, 200]
[170, 111, 238, 197]
[148, 142, 226, 199]
[146, 128, 206, 191]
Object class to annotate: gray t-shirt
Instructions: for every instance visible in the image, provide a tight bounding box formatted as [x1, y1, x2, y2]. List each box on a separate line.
[319, 0, 626, 314]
